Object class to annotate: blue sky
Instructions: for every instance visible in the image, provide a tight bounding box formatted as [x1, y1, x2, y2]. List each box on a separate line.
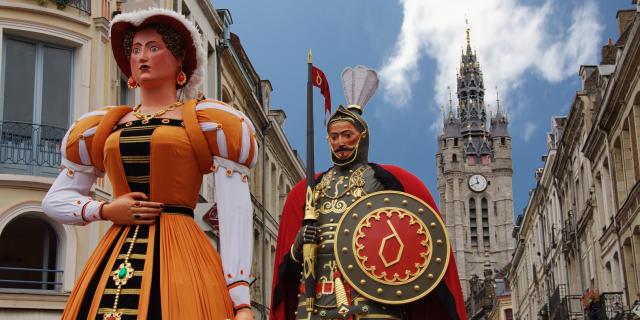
[215, 0, 635, 217]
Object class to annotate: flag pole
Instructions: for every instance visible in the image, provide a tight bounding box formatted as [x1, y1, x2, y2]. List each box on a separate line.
[302, 49, 318, 312]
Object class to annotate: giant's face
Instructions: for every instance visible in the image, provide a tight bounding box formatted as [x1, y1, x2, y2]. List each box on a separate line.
[129, 28, 181, 89]
[328, 120, 362, 160]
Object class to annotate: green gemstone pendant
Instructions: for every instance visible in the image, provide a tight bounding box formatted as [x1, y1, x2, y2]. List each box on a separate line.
[111, 262, 134, 286]
[118, 267, 127, 279]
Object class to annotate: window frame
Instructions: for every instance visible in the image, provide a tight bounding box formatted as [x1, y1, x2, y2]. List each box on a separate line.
[0, 203, 77, 293]
[0, 34, 75, 128]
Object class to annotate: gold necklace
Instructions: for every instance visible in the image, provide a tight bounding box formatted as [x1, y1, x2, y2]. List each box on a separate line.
[133, 101, 183, 123]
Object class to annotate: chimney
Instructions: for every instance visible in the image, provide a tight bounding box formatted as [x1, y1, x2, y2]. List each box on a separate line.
[601, 38, 616, 64]
[616, 9, 636, 36]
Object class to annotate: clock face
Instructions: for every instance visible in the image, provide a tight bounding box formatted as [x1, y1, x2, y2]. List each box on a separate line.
[469, 174, 487, 192]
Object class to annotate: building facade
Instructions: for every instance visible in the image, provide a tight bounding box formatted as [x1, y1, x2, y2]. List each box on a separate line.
[509, 4, 640, 320]
[0, 0, 303, 319]
[436, 25, 516, 300]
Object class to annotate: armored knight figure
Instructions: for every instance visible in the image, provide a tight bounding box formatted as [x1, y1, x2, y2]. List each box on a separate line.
[270, 66, 467, 320]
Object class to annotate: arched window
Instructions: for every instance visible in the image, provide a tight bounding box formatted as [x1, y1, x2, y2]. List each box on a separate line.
[221, 86, 232, 104]
[482, 198, 490, 247]
[469, 198, 477, 247]
[452, 154, 457, 162]
[268, 163, 278, 215]
[613, 138, 626, 206]
[0, 215, 59, 290]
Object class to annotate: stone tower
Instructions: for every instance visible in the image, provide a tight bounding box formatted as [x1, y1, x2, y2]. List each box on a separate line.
[435, 25, 515, 298]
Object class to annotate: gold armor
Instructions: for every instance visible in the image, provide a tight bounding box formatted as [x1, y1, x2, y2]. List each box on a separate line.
[295, 163, 403, 320]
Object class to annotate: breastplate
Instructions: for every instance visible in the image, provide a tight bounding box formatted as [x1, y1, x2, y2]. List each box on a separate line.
[295, 164, 402, 319]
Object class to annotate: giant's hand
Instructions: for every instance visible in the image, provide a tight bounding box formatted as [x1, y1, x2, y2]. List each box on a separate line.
[291, 225, 319, 262]
[101, 192, 163, 225]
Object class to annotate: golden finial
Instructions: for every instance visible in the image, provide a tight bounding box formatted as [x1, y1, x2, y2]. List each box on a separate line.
[308, 49, 312, 64]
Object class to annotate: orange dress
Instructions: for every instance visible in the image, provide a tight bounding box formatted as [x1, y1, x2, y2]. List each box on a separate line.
[56, 99, 257, 319]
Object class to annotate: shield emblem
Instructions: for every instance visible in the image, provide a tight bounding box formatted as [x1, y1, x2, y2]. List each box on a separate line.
[334, 191, 450, 305]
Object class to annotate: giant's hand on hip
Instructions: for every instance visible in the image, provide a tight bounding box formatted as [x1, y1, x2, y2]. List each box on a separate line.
[101, 192, 163, 225]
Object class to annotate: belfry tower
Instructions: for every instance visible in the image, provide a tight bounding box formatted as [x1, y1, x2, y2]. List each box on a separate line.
[435, 23, 515, 298]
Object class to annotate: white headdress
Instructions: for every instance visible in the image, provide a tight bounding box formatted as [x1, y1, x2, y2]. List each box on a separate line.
[341, 65, 379, 113]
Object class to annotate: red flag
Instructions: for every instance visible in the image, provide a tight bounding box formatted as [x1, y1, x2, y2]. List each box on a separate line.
[311, 66, 331, 121]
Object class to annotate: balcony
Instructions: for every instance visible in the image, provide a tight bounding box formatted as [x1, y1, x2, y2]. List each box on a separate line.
[549, 286, 631, 320]
[52, 0, 91, 15]
[561, 218, 575, 253]
[549, 284, 570, 320]
[0, 121, 65, 178]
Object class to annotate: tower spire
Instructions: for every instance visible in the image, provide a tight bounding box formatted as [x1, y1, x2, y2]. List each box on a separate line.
[465, 17, 472, 53]
[495, 86, 501, 114]
[448, 86, 454, 114]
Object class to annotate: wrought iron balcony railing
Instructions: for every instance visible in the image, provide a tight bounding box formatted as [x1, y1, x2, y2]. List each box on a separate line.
[51, 0, 91, 15]
[0, 266, 63, 291]
[0, 121, 66, 177]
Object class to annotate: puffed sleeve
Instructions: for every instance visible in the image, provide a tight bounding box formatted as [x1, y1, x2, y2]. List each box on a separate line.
[42, 108, 112, 225]
[196, 99, 258, 311]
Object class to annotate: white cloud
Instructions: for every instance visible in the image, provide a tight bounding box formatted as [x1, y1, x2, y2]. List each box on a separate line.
[379, 0, 603, 128]
[523, 122, 537, 142]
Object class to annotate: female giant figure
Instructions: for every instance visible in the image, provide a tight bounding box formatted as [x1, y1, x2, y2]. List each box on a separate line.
[43, 8, 256, 320]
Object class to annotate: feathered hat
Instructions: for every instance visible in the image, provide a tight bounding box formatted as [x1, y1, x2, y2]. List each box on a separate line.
[110, 8, 206, 99]
[327, 65, 379, 166]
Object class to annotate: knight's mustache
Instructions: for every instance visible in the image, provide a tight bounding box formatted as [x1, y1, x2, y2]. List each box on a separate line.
[334, 146, 354, 153]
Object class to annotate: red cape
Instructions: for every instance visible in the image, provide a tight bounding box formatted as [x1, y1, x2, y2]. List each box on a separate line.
[269, 164, 467, 320]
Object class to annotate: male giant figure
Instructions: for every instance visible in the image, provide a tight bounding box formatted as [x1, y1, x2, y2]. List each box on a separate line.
[270, 66, 466, 320]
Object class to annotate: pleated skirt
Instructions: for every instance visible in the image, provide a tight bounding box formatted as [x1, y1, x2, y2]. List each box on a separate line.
[60, 214, 235, 320]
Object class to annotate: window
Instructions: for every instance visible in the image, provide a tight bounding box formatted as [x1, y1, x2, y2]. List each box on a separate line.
[452, 154, 457, 162]
[469, 198, 477, 246]
[613, 138, 626, 206]
[505, 308, 513, 320]
[1, 36, 73, 176]
[454, 138, 459, 146]
[0, 215, 60, 290]
[2, 36, 73, 129]
[481, 154, 490, 165]
[621, 121, 636, 190]
[118, 76, 132, 106]
[468, 155, 476, 165]
[482, 198, 490, 247]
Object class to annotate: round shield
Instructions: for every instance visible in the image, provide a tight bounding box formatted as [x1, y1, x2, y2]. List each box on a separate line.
[334, 190, 450, 305]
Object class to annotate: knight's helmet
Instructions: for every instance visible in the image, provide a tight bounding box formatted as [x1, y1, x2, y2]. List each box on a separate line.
[327, 65, 379, 167]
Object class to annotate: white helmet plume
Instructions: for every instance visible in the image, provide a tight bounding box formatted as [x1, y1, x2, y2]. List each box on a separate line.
[341, 65, 379, 113]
